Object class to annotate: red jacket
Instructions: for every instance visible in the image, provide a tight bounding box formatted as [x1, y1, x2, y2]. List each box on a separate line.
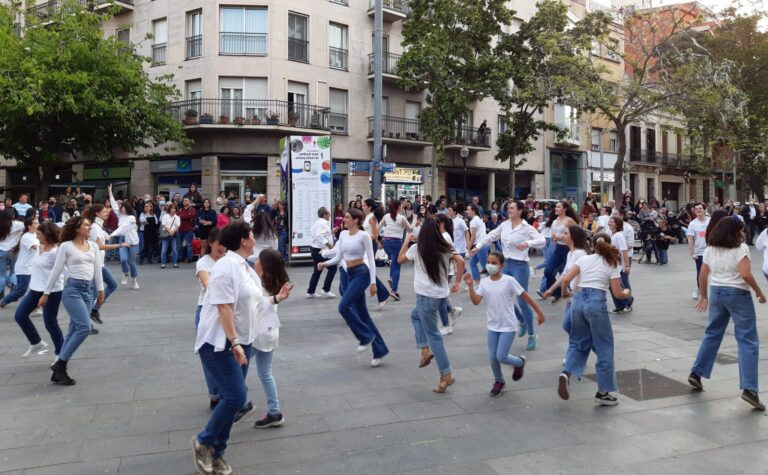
[178, 207, 197, 232]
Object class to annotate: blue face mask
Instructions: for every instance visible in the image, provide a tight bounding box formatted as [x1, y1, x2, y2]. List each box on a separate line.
[158, 200, 166, 207]
[486, 264, 501, 275]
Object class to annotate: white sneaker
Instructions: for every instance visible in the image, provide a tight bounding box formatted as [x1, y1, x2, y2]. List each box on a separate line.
[530, 266, 537, 278]
[319, 290, 336, 299]
[450, 307, 462, 327]
[376, 300, 387, 311]
[440, 325, 453, 336]
[23, 341, 49, 358]
[356, 340, 373, 353]
[305, 293, 318, 299]
[121, 275, 129, 285]
[370, 358, 383, 367]
[32, 307, 44, 316]
[132, 278, 140, 290]
[692, 289, 700, 300]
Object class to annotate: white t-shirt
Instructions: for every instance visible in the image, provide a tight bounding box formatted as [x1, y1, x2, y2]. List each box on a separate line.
[564, 249, 588, 292]
[363, 212, 376, 236]
[622, 226, 635, 259]
[703, 244, 750, 291]
[0, 221, 24, 251]
[469, 215, 486, 245]
[161, 214, 180, 235]
[597, 215, 611, 230]
[452, 217, 468, 254]
[45, 240, 104, 293]
[687, 217, 710, 257]
[88, 219, 109, 266]
[574, 254, 621, 292]
[196, 254, 216, 306]
[476, 274, 524, 332]
[29, 246, 64, 293]
[380, 214, 410, 239]
[324, 230, 376, 284]
[611, 231, 628, 268]
[406, 243, 453, 298]
[14, 232, 39, 275]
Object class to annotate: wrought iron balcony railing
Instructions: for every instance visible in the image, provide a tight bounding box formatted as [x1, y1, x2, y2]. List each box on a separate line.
[368, 52, 401, 76]
[186, 35, 202, 59]
[367, 116, 428, 141]
[368, 0, 410, 15]
[329, 47, 348, 70]
[169, 99, 331, 130]
[446, 125, 492, 148]
[151, 43, 166, 66]
[219, 32, 267, 56]
[288, 37, 309, 62]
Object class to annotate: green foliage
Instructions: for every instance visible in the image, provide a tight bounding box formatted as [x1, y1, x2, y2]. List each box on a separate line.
[0, 1, 188, 198]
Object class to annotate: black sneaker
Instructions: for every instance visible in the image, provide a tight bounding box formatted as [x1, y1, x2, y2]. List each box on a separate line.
[536, 290, 546, 300]
[209, 398, 220, 410]
[609, 308, 622, 314]
[390, 292, 401, 301]
[233, 401, 255, 425]
[742, 390, 766, 411]
[90, 328, 99, 335]
[595, 392, 619, 406]
[90, 309, 103, 325]
[489, 381, 505, 398]
[623, 305, 633, 313]
[558, 372, 570, 400]
[512, 355, 526, 381]
[50, 360, 76, 385]
[254, 412, 286, 428]
[688, 372, 703, 390]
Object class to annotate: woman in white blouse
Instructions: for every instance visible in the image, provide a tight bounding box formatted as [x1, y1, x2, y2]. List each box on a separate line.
[160, 203, 180, 268]
[361, 199, 392, 307]
[39, 216, 105, 385]
[109, 200, 140, 289]
[0, 209, 25, 293]
[378, 200, 413, 300]
[83, 205, 125, 326]
[14, 222, 63, 358]
[1, 216, 39, 307]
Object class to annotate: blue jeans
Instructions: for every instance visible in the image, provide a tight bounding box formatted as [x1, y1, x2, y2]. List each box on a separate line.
[469, 246, 489, 282]
[562, 301, 573, 335]
[15, 290, 64, 354]
[59, 279, 95, 362]
[197, 342, 248, 459]
[438, 298, 454, 327]
[658, 248, 668, 265]
[0, 249, 16, 291]
[338, 267, 348, 296]
[544, 244, 569, 298]
[692, 286, 759, 391]
[535, 238, 553, 270]
[2, 273, 30, 305]
[307, 248, 337, 294]
[611, 261, 633, 310]
[278, 229, 289, 263]
[119, 244, 139, 277]
[161, 237, 178, 265]
[92, 266, 118, 311]
[177, 230, 194, 262]
[695, 255, 703, 287]
[504, 259, 534, 336]
[410, 294, 452, 375]
[337, 264, 389, 359]
[382, 238, 403, 292]
[252, 349, 281, 416]
[564, 288, 617, 393]
[487, 330, 524, 383]
[106, 237, 120, 261]
[195, 306, 220, 400]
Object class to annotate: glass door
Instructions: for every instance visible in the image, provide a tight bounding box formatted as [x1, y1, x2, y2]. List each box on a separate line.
[221, 180, 243, 205]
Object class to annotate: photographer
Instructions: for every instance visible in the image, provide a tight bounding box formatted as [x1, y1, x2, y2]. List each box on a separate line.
[640, 218, 660, 264]
[655, 220, 677, 265]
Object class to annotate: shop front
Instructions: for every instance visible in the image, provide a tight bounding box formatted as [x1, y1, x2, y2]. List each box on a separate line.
[549, 150, 582, 200]
[590, 170, 615, 207]
[149, 158, 202, 200]
[384, 167, 423, 203]
[219, 156, 268, 204]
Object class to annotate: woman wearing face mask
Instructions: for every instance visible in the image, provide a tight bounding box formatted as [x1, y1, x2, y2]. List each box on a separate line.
[464, 252, 545, 397]
[61, 199, 80, 222]
[83, 205, 124, 326]
[1, 217, 39, 308]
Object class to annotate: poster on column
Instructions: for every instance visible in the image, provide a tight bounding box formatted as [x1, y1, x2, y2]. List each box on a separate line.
[289, 135, 332, 259]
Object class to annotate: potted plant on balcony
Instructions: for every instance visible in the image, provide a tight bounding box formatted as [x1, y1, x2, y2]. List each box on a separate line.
[266, 111, 280, 125]
[395, 132, 401, 139]
[183, 109, 198, 125]
[233, 116, 246, 125]
[287, 111, 299, 127]
[252, 115, 262, 125]
[219, 114, 230, 124]
[199, 113, 213, 124]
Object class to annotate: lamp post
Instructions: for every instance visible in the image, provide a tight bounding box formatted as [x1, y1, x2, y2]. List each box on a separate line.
[460, 145, 469, 200]
[371, 0, 383, 200]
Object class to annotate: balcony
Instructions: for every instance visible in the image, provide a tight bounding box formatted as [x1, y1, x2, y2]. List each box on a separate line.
[288, 37, 309, 63]
[554, 122, 581, 147]
[367, 52, 401, 82]
[329, 113, 348, 135]
[367, 0, 410, 22]
[28, 0, 133, 21]
[329, 47, 348, 70]
[444, 125, 492, 151]
[220, 32, 267, 56]
[151, 43, 166, 66]
[92, 0, 134, 14]
[186, 35, 202, 59]
[658, 152, 692, 168]
[169, 99, 332, 136]
[367, 116, 431, 147]
[628, 149, 659, 164]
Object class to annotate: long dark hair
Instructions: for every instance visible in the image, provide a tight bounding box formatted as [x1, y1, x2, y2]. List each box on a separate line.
[546, 200, 578, 227]
[82, 204, 104, 222]
[707, 215, 744, 248]
[567, 225, 590, 253]
[220, 221, 251, 251]
[37, 221, 60, 245]
[610, 216, 624, 232]
[252, 211, 276, 240]
[706, 209, 728, 237]
[416, 217, 454, 286]
[347, 208, 365, 229]
[389, 200, 400, 220]
[258, 249, 290, 296]
[0, 209, 14, 240]
[11, 216, 37, 257]
[591, 232, 621, 267]
[60, 216, 88, 242]
[205, 227, 221, 255]
[435, 213, 454, 238]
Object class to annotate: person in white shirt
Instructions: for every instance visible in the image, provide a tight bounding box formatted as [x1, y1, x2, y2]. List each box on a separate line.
[608, 216, 633, 313]
[250, 211, 278, 259]
[0, 209, 25, 292]
[596, 206, 611, 232]
[472, 200, 545, 350]
[82, 205, 124, 326]
[320, 208, 390, 367]
[465, 251, 545, 398]
[40, 216, 105, 386]
[687, 203, 710, 300]
[306, 207, 337, 299]
[689, 216, 766, 411]
[0, 217, 38, 307]
[435, 214, 462, 335]
[362, 199, 393, 306]
[466, 204, 488, 284]
[14, 221, 64, 359]
[193, 221, 292, 474]
[160, 203, 180, 268]
[754, 225, 768, 282]
[378, 200, 414, 299]
[448, 205, 469, 257]
[557, 232, 630, 406]
[108, 199, 140, 289]
[398, 217, 464, 393]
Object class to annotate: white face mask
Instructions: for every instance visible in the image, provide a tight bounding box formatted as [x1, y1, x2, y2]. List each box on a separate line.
[486, 264, 501, 275]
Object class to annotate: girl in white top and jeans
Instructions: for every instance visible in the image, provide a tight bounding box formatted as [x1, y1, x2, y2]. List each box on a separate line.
[109, 199, 140, 289]
[0, 209, 25, 292]
[362, 199, 393, 306]
[1, 217, 39, 307]
[689, 216, 767, 410]
[321, 208, 390, 367]
[83, 205, 124, 326]
[378, 200, 413, 299]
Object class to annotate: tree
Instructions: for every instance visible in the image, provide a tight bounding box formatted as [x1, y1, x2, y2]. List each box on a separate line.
[0, 1, 188, 201]
[398, 0, 514, 198]
[493, 0, 610, 198]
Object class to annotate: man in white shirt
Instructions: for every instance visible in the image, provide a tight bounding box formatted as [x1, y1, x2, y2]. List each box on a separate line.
[596, 206, 611, 232]
[448, 206, 469, 256]
[687, 203, 710, 299]
[306, 207, 337, 299]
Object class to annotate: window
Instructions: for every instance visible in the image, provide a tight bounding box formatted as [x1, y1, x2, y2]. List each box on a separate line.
[372, 95, 389, 116]
[220, 7, 267, 56]
[186, 79, 202, 115]
[219, 77, 268, 120]
[554, 103, 579, 144]
[609, 130, 618, 152]
[117, 28, 130, 44]
[329, 88, 348, 134]
[329, 23, 348, 70]
[591, 128, 602, 152]
[497, 115, 508, 135]
[186, 10, 202, 59]
[288, 12, 309, 62]
[152, 19, 167, 66]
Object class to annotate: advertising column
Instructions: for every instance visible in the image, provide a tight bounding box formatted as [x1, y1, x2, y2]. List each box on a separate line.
[288, 136, 332, 259]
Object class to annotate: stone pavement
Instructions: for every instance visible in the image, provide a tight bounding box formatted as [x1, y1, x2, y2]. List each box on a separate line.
[2, 244, 768, 474]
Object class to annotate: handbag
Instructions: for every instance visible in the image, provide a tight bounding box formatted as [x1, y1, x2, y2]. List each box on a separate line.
[160, 217, 177, 240]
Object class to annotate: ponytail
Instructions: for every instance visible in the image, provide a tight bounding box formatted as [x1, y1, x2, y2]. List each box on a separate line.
[389, 200, 400, 221]
[591, 232, 621, 267]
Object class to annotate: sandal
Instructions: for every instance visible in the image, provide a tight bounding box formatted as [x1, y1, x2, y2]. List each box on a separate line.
[419, 352, 434, 368]
[433, 374, 455, 393]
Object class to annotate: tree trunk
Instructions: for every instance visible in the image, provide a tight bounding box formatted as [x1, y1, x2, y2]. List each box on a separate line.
[613, 122, 626, 203]
[508, 158, 516, 200]
[34, 161, 53, 205]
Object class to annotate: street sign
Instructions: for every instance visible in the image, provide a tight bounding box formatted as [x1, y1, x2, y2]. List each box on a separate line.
[349, 161, 371, 176]
[379, 162, 396, 172]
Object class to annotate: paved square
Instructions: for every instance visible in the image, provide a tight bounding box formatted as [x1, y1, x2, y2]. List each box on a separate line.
[1, 244, 768, 474]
